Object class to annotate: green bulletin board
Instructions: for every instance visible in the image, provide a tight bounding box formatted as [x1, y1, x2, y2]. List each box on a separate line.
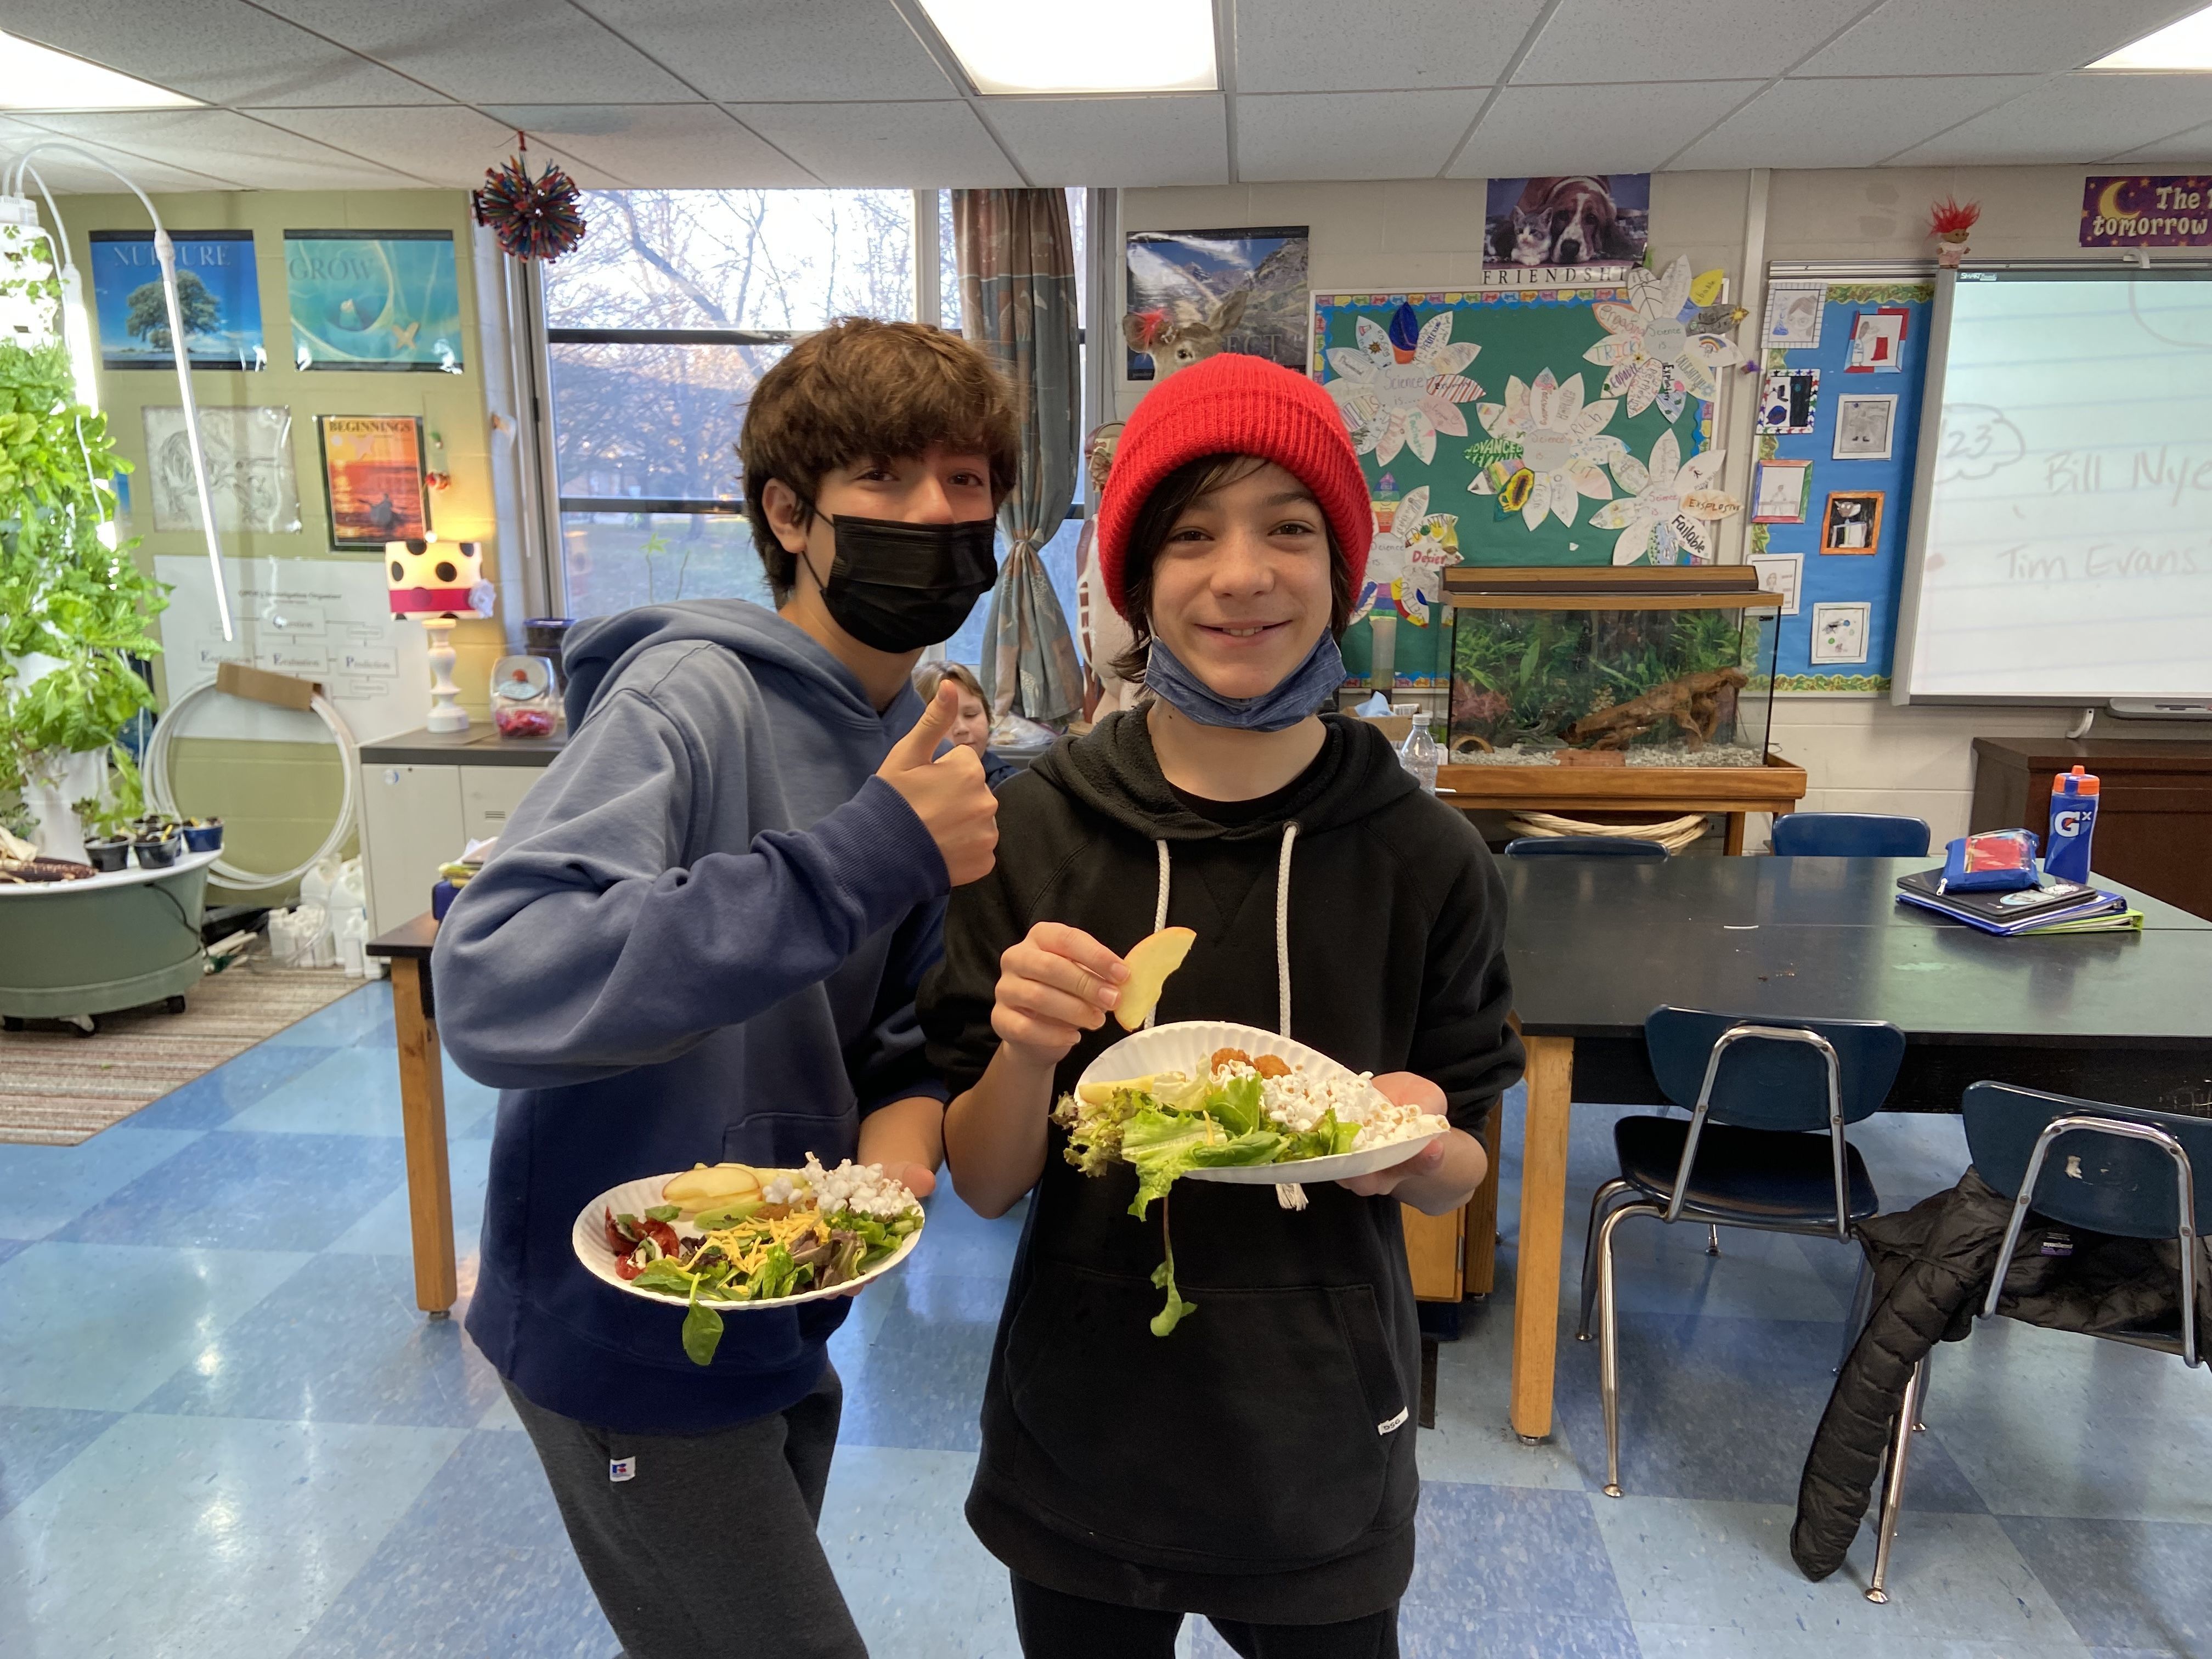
[1312, 268, 1725, 686]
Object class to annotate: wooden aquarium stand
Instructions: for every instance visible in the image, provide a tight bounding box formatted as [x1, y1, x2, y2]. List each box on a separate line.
[1435, 752, 1809, 854]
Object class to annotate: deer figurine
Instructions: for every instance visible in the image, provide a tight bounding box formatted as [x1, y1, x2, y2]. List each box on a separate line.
[1122, 288, 1248, 379]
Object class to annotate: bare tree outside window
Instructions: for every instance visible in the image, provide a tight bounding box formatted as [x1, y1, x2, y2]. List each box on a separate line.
[545, 190, 915, 618]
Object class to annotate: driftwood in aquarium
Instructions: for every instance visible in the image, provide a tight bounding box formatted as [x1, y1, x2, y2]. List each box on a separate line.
[1566, 667, 1747, 752]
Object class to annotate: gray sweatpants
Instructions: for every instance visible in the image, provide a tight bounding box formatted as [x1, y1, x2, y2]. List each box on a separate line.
[506, 1367, 866, 1659]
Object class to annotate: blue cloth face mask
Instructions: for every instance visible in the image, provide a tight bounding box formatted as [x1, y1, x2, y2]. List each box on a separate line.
[1143, 629, 1346, 732]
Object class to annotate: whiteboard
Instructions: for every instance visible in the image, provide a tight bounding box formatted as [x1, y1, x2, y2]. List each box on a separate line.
[1894, 268, 2212, 703]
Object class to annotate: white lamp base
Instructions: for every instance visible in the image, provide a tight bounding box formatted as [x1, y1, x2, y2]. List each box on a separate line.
[420, 616, 470, 732]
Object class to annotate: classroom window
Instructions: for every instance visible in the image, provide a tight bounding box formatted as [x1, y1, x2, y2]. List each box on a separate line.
[542, 189, 917, 616]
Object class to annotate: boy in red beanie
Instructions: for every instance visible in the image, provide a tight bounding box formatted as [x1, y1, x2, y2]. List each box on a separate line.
[921, 354, 1523, 1657]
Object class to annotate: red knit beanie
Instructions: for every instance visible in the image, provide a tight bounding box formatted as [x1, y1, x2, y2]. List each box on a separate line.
[1095, 353, 1370, 618]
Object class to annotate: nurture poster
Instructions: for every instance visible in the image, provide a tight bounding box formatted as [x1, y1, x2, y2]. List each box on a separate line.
[286, 230, 464, 371]
[89, 229, 264, 370]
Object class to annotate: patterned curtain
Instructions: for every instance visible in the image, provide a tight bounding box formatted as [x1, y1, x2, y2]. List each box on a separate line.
[952, 188, 1082, 723]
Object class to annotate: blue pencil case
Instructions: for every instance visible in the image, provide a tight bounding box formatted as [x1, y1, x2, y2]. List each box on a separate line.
[1940, 829, 2040, 892]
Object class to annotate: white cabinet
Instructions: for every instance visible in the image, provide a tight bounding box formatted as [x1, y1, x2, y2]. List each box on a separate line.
[356, 728, 561, 935]
[462, 765, 540, 844]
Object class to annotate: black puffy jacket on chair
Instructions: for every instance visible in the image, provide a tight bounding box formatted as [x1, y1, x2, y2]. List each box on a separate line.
[1792, 1168, 2212, 1581]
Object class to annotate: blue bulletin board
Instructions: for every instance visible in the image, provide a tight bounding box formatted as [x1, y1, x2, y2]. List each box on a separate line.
[1751, 281, 1933, 692]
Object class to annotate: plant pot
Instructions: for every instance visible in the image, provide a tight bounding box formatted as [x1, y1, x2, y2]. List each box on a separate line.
[132, 836, 179, 870]
[84, 838, 131, 873]
[181, 819, 224, 853]
[20, 745, 106, 867]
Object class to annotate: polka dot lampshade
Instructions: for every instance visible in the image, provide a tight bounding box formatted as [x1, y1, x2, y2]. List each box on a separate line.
[386, 537, 482, 619]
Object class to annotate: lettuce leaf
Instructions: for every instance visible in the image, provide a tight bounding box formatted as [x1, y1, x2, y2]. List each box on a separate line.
[1280, 1109, 1361, 1163]
[1122, 1109, 1211, 1218]
[1206, 1073, 1265, 1136]
[1189, 1127, 1284, 1167]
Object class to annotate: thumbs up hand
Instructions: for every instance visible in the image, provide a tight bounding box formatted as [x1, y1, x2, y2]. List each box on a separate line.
[876, 681, 1000, 887]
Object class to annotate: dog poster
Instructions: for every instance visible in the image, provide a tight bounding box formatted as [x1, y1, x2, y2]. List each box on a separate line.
[1485, 176, 1649, 272]
[1123, 225, 1309, 381]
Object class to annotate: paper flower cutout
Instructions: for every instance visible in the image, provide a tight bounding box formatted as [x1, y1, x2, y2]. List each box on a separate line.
[1467, 370, 1624, 529]
[1588, 431, 1739, 565]
[1324, 302, 1482, 466]
[1355, 485, 1460, 624]
[1584, 255, 1744, 420]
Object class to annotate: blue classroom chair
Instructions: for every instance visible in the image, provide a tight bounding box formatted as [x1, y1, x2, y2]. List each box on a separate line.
[1863, 1083, 2212, 1604]
[1770, 812, 1931, 857]
[1577, 1007, 1907, 1499]
[1504, 835, 1669, 859]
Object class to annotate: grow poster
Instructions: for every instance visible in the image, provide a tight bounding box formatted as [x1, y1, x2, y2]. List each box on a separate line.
[286, 230, 464, 372]
[89, 229, 265, 370]
[318, 415, 430, 549]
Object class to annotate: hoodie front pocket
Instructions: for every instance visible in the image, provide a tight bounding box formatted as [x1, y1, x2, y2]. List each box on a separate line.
[1002, 1258, 1408, 1566]
[723, 1108, 859, 1171]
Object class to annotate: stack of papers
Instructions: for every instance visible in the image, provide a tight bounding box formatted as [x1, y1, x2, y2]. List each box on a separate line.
[1895, 870, 2140, 936]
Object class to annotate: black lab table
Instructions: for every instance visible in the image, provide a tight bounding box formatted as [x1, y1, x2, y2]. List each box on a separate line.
[1498, 855, 2212, 1442]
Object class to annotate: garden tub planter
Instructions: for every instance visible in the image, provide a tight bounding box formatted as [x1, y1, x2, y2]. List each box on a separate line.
[0, 849, 216, 1023]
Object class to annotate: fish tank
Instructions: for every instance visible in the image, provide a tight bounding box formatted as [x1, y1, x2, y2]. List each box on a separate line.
[1443, 567, 1780, 768]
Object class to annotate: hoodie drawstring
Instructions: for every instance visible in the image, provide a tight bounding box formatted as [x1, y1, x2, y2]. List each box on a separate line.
[1149, 822, 1299, 1038]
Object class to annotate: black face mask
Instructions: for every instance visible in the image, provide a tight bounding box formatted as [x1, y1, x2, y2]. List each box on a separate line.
[798, 510, 999, 653]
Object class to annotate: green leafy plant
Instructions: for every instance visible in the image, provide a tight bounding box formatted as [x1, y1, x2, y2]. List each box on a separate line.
[0, 288, 167, 842]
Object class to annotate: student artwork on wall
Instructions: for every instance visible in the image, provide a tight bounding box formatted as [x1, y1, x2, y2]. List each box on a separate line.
[1753, 280, 1933, 692]
[89, 229, 265, 370]
[1821, 490, 1883, 552]
[141, 405, 301, 534]
[1123, 225, 1307, 381]
[318, 414, 430, 548]
[1757, 369, 1819, 433]
[1311, 260, 1736, 684]
[286, 230, 464, 371]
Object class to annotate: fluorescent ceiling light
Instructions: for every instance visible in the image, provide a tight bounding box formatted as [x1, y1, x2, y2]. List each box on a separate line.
[0, 32, 199, 110]
[917, 0, 1217, 94]
[2089, 4, 2212, 69]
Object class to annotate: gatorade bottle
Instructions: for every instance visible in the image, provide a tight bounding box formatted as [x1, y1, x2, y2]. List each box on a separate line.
[2044, 765, 2100, 884]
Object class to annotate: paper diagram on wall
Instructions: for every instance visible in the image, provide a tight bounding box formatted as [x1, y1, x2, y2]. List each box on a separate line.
[154, 554, 430, 744]
[1749, 552, 1803, 615]
[1809, 601, 1871, 664]
[141, 406, 301, 534]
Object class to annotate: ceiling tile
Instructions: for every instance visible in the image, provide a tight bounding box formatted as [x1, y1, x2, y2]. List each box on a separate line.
[0, 115, 237, 193]
[2111, 121, 2212, 165]
[577, 0, 955, 100]
[252, 0, 697, 103]
[1798, 0, 2207, 76]
[249, 106, 546, 188]
[724, 101, 1019, 185]
[985, 97, 1227, 185]
[1890, 74, 2212, 165]
[4, 0, 434, 106]
[479, 104, 818, 187]
[1670, 75, 2040, 169]
[1233, 0, 1545, 93]
[1447, 80, 1760, 176]
[1234, 89, 1485, 181]
[13, 111, 422, 191]
[1514, 0, 1872, 84]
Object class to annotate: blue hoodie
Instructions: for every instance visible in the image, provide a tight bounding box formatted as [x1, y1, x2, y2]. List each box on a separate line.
[433, 600, 949, 1435]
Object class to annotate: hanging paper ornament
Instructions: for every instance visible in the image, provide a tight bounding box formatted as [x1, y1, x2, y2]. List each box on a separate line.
[472, 134, 586, 263]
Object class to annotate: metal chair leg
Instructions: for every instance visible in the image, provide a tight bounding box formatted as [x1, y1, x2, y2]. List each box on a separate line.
[1707, 1223, 1722, 1255]
[1866, 1357, 1926, 1605]
[1911, 1348, 1929, 1434]
[1577, 1178, 1634, 1341]
[1595, 1200, 1662, 1499]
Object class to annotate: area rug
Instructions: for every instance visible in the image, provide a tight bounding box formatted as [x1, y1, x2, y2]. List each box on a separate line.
[0, 956, 363, 1146]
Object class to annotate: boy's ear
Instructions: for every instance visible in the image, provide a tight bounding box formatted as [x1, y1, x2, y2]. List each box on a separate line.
[760, 478, 814, 555]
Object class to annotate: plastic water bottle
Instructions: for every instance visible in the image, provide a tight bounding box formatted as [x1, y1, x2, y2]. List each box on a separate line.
[1398, 723, 1440, 794]
[2045, 765, 2100, 884]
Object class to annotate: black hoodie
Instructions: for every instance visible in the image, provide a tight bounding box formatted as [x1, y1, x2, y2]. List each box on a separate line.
[919, 709, 1523, 1624]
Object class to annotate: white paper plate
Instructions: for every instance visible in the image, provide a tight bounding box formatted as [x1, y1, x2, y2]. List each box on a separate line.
[572, 1170, 924, 1310]
[1074, 1021, 1449, 1186]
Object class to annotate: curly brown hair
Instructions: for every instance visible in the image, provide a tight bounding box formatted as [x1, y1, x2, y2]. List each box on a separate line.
[741, 319, 1020, 603]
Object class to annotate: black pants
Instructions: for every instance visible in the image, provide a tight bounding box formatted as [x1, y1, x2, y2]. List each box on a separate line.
[506, 1368, 865, 1659]
[1011, 1575, 1400, 1659]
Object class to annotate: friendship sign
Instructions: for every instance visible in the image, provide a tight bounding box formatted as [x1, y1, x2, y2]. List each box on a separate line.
[2080, 176, 2212, 248]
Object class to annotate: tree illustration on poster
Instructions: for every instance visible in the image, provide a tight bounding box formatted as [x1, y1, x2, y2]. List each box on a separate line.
[1312, 276, 1720, 686]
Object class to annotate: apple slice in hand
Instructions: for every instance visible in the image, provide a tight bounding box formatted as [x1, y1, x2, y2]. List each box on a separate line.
[1114, 926, 1198, 1031]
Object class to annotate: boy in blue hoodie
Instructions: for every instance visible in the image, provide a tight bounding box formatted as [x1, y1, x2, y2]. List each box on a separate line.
[433, 319, 1015, 1659]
